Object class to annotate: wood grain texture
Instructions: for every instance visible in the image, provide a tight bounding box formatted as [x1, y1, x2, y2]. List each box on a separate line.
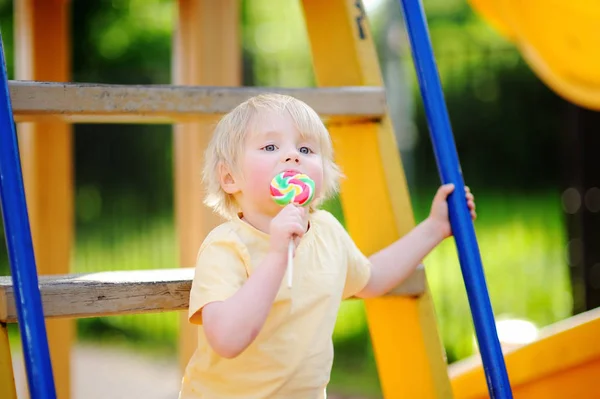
[8, 81, 386, 123]
[0, 269, 193, 323]
[0, 267, 424, 323]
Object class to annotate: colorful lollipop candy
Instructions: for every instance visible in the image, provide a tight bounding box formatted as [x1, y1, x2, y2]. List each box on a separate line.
[270, 171, 316, 288]
[270, 171, 315, 207]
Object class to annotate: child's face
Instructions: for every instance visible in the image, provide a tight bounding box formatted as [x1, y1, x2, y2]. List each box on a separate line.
[235, 109, 324, 216]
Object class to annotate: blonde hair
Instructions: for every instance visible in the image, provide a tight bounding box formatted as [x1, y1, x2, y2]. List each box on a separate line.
[203, 93, 342, 219]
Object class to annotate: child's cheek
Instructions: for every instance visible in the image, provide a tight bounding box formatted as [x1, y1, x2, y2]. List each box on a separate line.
[305, 166, 324, 199]
[313, 175, 324, 199]
[248, 161, 275, 193]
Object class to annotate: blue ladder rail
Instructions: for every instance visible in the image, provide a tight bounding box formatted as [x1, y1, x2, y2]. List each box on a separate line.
[398, 0, 514, 398]
[0, 34, 57, 398]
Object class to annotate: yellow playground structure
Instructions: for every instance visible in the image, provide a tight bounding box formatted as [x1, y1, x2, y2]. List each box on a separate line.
[469, 0, 600, 111]
[0, 0, 599, 398]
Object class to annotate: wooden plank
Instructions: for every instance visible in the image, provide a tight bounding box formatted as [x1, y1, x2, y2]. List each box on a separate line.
[8, 81, 386, 123]
[0, 269, 194, 323]
[14, 0, 73, 398]
[0, 267, 425, 323]
[0, 323, 17, 399]
[302, 0, 453, 398]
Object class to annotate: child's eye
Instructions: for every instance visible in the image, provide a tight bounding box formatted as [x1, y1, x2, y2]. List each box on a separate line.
[299, 146, 312, 154]
[263, 144, 277, 152]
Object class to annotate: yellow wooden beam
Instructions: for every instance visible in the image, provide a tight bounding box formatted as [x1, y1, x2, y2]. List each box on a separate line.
[14, 0, 73, 398]
[0, 324, 17, 399]
[301, 1, 453, 397]
[173, 0, 241, 372]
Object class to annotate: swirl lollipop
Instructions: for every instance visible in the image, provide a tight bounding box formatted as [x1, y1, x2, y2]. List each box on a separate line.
[270, 171, 316, 287]
[270, 171, 315, 207]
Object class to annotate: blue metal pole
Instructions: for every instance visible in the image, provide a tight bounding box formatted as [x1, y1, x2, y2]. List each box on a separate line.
[397, 1, 513, 397]
[0, 34, 57, 398]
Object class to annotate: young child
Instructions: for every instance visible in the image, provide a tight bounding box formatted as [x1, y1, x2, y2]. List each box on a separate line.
[179, 94, 476, 399]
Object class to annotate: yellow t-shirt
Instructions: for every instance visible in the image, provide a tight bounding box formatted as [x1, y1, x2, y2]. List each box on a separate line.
[179, 209, 372, 399]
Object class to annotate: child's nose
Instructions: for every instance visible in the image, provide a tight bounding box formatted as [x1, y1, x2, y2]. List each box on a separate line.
[283, 149, 300, 163]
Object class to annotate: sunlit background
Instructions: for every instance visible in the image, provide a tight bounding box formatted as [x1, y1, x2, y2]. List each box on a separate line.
[0, 0, 576, 397]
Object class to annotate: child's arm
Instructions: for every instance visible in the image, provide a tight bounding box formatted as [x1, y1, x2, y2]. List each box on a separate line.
[202, 250, 287, 358]
[201, 204, 308, 358]
[356, 184, 476, 299]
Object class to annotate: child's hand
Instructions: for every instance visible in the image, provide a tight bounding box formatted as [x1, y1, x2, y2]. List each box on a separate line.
[269, 204, 309, 255]
[428, 183, 477, 239]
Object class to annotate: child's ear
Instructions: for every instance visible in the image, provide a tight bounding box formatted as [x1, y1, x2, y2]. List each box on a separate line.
[219, 163, 239, 194]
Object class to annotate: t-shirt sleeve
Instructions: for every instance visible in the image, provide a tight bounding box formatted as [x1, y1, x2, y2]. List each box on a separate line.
[341, 230, 372, 299]
[322, 211, 372, 299]
[188, 239, 248, 324]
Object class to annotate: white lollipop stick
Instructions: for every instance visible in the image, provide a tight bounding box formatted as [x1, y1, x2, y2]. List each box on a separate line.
[270, 171, 315, 290]
[287, 239, 294, 288]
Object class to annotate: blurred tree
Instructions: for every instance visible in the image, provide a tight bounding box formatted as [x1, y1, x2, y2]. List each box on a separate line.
[71, 0, 175, 228]
[413, 53, 567, 190]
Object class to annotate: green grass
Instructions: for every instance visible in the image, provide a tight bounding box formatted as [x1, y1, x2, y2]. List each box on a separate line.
[420, 189, 572, 361]
[4, 190, 572, 398]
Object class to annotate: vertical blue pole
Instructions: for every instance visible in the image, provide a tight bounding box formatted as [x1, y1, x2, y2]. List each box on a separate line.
[397, 1, 513, 398]
[0, 34, 57, 398]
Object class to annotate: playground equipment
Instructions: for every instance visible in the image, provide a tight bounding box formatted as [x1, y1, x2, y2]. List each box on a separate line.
[1, 0, 599, 398]
[468, 0, 600, 111]
[0, 32, 56, 398]
[450, 306, 600, 398]
[0, 1, 455, 398]
[398, 0, 511, 397]
[447, 1, 600, 398]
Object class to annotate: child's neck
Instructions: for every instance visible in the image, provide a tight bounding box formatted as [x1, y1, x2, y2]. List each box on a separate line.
[239, 210, 274, 235]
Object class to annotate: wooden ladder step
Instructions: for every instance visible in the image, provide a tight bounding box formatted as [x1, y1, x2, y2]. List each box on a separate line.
[9, 81, 386, 124]
[0, 266, 425, 322]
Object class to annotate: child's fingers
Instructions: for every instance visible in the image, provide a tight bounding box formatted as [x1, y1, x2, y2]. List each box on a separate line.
[282, 205, 306, 224]
[435, 183, 455, 201]
[289, 222, 305, 238]
[443, 183, 455, 193]
[284, 203, 301, 214]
